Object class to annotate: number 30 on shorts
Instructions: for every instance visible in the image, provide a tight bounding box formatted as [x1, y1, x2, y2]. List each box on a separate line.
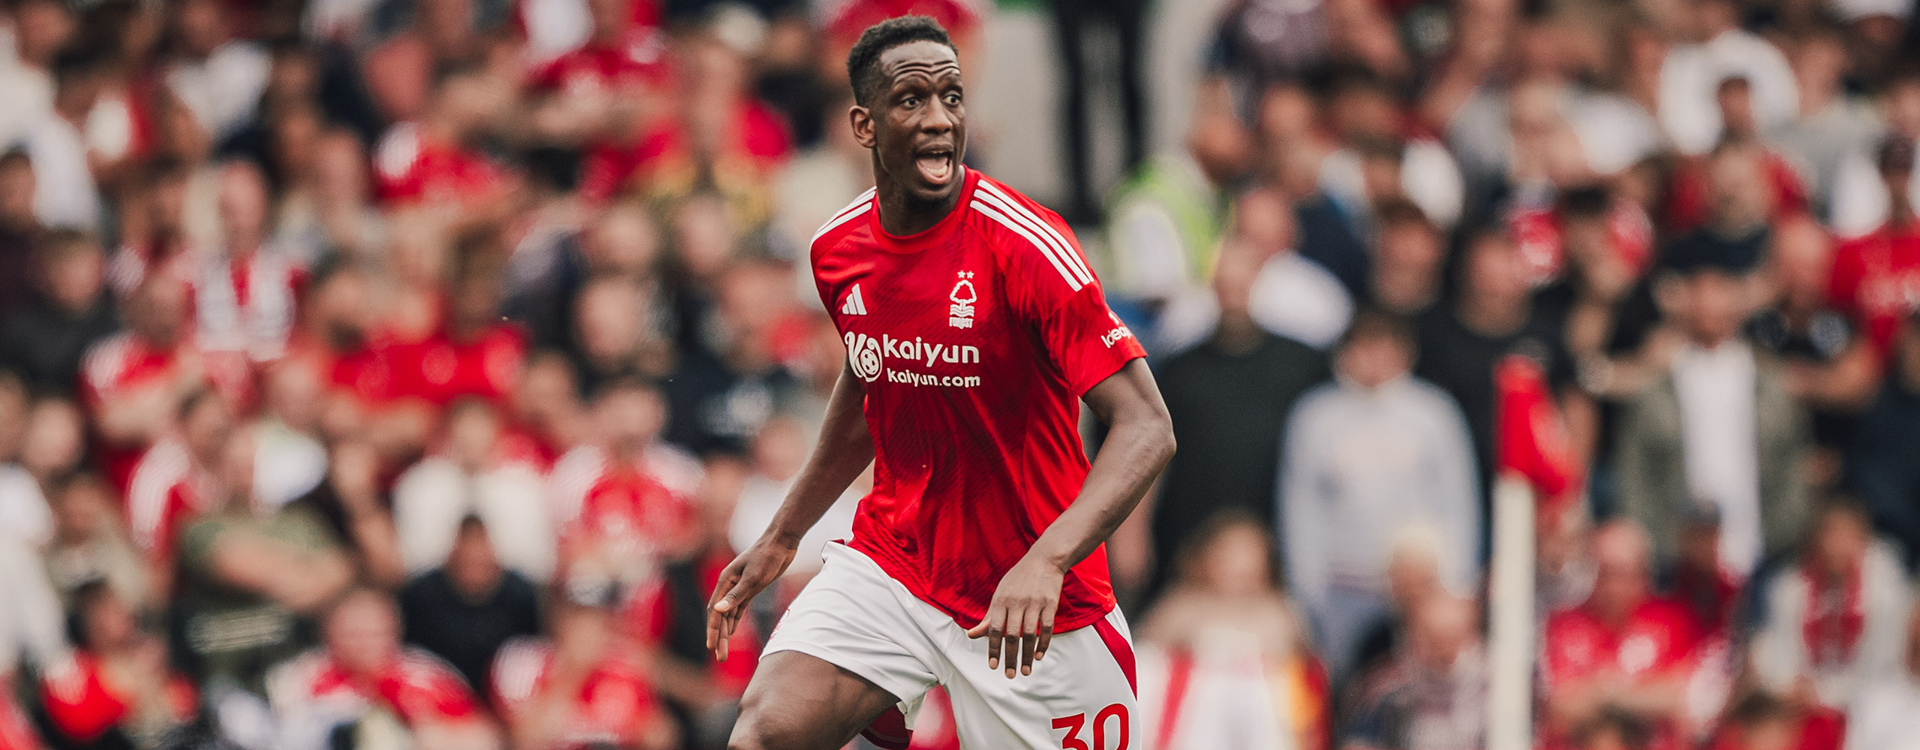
[1051, 704, 1129, 750]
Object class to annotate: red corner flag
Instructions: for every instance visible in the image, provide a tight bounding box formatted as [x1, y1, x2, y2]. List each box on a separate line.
[1493, 354, 1582, 506]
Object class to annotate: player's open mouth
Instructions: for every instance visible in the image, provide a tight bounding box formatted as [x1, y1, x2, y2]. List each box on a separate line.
[916, 147, 955, 186]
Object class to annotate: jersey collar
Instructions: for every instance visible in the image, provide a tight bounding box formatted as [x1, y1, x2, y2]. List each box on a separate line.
[870, 167, 977, 254]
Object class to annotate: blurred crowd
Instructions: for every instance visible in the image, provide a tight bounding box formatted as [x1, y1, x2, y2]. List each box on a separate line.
[2, 0, 1920, 746]
[1126, 0, 1920, 745]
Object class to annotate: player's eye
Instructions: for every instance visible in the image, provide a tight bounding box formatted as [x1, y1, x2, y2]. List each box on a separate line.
[943, 93, 962, 106]
[902, 96, 920, 108]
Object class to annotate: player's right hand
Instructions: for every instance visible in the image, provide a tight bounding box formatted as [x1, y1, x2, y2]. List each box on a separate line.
[705, 538, 797, 661]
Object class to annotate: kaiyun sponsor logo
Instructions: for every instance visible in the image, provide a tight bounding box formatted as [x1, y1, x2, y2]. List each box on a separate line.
[844, 332, 983, 386]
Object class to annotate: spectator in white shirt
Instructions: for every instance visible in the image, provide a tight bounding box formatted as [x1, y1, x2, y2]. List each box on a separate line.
[0, 397, 85, 550]
[24, 48, 105, 232]
[1279, 308, 1482, 680]
[1138, 511, 1317, 750]
[0, 0, 69, 149]
[1158, 187, 1353, 353]
[726, 417, 859, 580]
[393, 399, 555, 583]
[194, 161, 300, 363]
[1844, 607, 1920, 750]
[1752, 500, 1912, 710]
[162, 0, 268, 142]
[1658, 0, 1799, 155]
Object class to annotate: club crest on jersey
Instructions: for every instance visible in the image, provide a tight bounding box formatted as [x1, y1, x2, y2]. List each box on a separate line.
[845, 332, 883, 381]
[949, 272, 977, 329]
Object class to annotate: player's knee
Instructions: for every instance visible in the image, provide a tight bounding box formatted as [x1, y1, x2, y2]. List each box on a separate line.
[726, 703, 794, 750]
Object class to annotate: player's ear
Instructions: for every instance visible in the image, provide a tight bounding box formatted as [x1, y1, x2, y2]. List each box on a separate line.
[850, 105, 876, 150]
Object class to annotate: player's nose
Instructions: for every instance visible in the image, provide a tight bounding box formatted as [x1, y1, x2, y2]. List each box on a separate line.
[921, 101, 955, 133]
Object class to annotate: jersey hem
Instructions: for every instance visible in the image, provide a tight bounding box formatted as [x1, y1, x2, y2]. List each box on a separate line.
[835, 540, 1117, 635]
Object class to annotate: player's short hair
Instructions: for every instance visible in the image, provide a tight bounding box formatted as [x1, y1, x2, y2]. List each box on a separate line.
[845, 15, 956, 108]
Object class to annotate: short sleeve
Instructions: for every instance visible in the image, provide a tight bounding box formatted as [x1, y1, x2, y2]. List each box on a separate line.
[994, 197, 1147, 397]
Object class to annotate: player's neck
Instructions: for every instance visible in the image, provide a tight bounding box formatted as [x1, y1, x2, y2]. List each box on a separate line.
[874, 174, 964, 237]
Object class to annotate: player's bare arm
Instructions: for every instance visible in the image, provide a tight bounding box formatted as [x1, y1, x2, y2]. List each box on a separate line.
[705, 360, 873, 660]
[965, 359, 1175, 677]
[707, 38, 969, 663]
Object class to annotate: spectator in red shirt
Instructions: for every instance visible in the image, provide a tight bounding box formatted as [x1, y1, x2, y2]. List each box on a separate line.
[123, 387, 232, 563]
[577, 35, 790, 221]
[501, 351, 589, 469]
[288, 258, 377, 412]
[492, 589, 678, 750]
[39, 581, 196, 747]
[1667, 506, 1742, 639]
[1542, 520, 1704, 750]
[415, 251, 526, 406]
[526, 0, 671, 145]
[266, 588, 502, 750]
[372, 64, 508, 208]
[80, 274, 206, 492]
[1830, 135, 1920, 362]
[1661, 77, 1810, 232]
[555, 377, 698, 587]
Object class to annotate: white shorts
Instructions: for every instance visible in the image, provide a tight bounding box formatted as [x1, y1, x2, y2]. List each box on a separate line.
[764, 543, 1140, 750]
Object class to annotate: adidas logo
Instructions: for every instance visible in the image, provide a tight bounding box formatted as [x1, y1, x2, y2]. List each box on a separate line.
[841, 284, 868, 315]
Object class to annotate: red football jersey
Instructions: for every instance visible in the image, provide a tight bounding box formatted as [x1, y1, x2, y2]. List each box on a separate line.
[1542, 598, 1702, 689]
[1829, 222, 1920, 360]
[810, 169, 1147, 633]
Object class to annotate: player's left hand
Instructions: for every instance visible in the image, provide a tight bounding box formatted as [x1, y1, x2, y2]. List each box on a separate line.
[966, 555, 1063, 679]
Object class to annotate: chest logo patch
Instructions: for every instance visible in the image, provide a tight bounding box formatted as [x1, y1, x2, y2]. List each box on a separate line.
[846, 332, 884, 382]
[949, 272, 977, 329]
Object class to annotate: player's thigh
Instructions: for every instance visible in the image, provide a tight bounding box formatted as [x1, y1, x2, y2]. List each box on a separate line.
[942, 609, 1141, 750]
[737, 544, 945, 750]
[730, 650, 901, 750]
